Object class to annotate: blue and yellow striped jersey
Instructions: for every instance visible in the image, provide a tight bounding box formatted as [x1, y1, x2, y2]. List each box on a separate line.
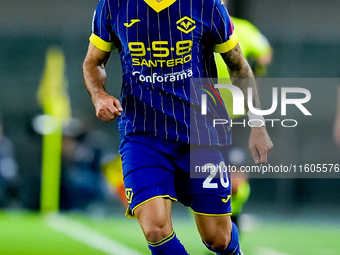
[91, 0, 238, 145]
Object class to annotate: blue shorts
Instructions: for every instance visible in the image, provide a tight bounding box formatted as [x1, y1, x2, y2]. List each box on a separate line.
[119, 133, 232, 217]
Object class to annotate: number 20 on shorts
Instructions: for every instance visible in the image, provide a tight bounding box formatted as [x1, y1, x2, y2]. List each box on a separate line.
[202, 161, 230, 189]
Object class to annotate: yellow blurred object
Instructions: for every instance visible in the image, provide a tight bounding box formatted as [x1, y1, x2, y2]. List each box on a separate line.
[102, 155, 124, 188]
[37, 47, 71, 121]
[231, 181, 251, 216]
[102, 155, 127, 206]
[38, 47, 70, 212]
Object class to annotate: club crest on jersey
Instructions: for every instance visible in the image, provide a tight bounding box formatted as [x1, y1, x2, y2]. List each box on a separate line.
[125, 188, 133, 204]
[176, 16, 196, 33]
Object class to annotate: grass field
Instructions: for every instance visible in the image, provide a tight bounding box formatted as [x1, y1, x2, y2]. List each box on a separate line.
[0, 210, 339, 255]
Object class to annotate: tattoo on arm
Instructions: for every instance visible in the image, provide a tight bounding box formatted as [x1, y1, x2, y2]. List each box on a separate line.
[220, 44, 261, 111]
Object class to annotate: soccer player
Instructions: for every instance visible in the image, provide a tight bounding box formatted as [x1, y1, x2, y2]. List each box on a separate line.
[83, 0, 273, 254]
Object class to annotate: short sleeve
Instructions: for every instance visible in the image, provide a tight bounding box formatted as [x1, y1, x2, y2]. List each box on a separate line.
[211, 1, 239, 53]
[90, 0, 117, 52]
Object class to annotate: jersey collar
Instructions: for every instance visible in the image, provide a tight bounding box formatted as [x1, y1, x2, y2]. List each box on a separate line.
[144, 0, 177, 13]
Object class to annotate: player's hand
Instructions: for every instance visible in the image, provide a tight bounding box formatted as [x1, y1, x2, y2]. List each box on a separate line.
[249, 126, 273, 164]
[92, 92, 123, 122]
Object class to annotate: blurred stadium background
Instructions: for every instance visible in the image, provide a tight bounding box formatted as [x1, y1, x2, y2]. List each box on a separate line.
[0, 0, 339, 254]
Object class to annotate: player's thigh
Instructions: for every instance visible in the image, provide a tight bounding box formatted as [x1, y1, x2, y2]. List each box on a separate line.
[134, 197, 173, 237]
[124, 167, 176, 241]
[188, 146, 232, 215]
[120, 134, 177, 240]
[188, 146, 233, 244]
[120, 134, 178, 217]
[134, 196, 172, 221]
[194, 213, 232, 245]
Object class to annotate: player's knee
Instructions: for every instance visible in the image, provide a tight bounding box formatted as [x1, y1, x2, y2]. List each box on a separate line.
[203, 234, 231, 252]
[144, 226, 171, 242]
[142, 220, 172, 242]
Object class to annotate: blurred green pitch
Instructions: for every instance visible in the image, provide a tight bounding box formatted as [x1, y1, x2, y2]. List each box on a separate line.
[1, 211, 339, 255]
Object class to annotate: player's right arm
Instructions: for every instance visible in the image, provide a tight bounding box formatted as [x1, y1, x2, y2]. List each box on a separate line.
[83, 0, 122, 122]
[83, 43, 122, 122]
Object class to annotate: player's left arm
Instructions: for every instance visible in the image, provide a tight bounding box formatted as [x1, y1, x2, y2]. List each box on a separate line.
[221, 45, 273, 164]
